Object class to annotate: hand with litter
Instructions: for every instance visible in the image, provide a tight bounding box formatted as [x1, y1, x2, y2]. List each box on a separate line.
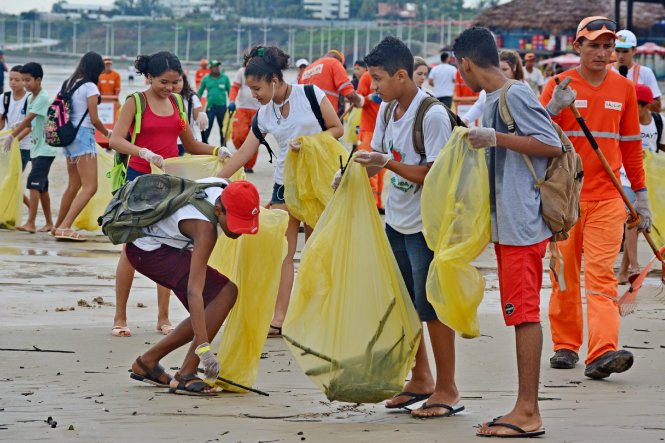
[196, 112, 209, 131]
[216, 146, 232, 160]
[138, 148, 164, 169]
[195, 342, 220, 382]
[288, 140, 301, 152]
[467, 127, 496, 149]
[331, 170, 342, 190]
[546, 77, 576, 116]
[633, 191, 652, 232]
[354, 150, 391, 168]
[2, 134, 14, 153]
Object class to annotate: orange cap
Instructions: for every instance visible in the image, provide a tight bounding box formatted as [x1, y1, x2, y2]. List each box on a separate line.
[200, 58, 208, 67]
[328, 49, 345, 65]
[575, 16, 618, 43]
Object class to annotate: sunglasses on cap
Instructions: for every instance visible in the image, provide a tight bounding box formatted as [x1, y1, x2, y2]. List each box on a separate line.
[582, 18, 617, 32]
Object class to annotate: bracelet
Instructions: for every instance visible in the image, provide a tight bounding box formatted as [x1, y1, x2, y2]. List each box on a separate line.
[195, 344, 211, 356]
[212, 146, 219, 157]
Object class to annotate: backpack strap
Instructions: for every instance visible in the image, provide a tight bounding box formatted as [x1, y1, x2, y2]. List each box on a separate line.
[380, 100, 399, 152]
[170, 93, 188, 124]
[412, 96, 443, 160]
[127, 92, 146, 144]
[303, 84, 327, 131]
[63, 80, 91, 130]
[652, 111, 663, 152]
[2, 91, 10, 121]
[251, 113, 275, 163]
[188, 182, 228, 226]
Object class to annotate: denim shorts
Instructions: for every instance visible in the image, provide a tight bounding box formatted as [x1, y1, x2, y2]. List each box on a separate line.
[64, 127, 97, 159]
[385, 224, 437, 322]
[271, 183, 286, 205]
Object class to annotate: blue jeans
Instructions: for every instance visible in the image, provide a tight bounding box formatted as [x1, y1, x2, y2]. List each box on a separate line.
[385, 224, 437, 322]
[63, 127, 96, 160]
[202, 104, 226, 144]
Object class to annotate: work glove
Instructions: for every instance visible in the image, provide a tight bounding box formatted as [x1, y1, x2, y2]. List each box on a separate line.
[195, 342, 220, 383]
[633, 191, 653, 232]
[331, 170, 342, 190]
[138, 148, 164, 169]
[228, 102, 236, 112]
[354, 150, 391, 168]
[371, 93, 382, 104]
[545, 77, 576, 116]
[196, 112, 209, 131]
[288, 140, 301, 152]
[2, 134, 14, 153]
[468, 127, 496, 149]
[216, 146, 232, 160]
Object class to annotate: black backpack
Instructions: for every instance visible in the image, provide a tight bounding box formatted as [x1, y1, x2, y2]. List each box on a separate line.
[44, 80, 91, 147]
[251, 84, 326, 163]
[2, 91, 29, 122]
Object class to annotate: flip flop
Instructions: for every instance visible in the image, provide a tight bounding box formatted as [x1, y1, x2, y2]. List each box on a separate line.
[411, 402, 465, 418]
[54, 228, 87, 242]
[385, 391, 433, 409]
[129, 356, 172, 387]
[267, 324, 282, 338]
[111, 325, 132, 337]
[156, 324, 175, 335]
[477, 421, 546, 438]
[169, 373, 222, 396]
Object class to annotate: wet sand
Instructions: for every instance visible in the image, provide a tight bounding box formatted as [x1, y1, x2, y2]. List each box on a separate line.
[1, 151, 665, 442]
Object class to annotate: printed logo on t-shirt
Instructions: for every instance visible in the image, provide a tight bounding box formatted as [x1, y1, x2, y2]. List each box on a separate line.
[387, 140, 413, 193]
[604, 101, 622, 111]
[574, 100, 588, 108]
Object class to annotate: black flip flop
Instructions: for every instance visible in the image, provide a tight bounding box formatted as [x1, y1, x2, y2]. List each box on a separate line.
[129, 356, 172, 387]
[168, 373, 221, 396]
[385, 391, 433, 409]
[477, 421, 546, 438]
[411, 402, 465, 418]
[267, 324, 282, 338]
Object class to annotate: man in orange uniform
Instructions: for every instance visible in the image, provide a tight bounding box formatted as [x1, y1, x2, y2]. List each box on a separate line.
[356, 71, 384, 212]
[299, 49, 362, 112]
[195, 59, 210, 90]
[228, 63, 261, 173]
[98, 56, 121, 97]
[541, 16, 653, 379]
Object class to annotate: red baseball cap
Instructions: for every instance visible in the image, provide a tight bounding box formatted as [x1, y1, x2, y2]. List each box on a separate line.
[635, 84, 654, 104]
[221, 180, 260, 234]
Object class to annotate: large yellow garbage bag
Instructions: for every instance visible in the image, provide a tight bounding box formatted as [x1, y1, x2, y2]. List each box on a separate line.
[151, 155, 245, 181]
[283, 131, 348, 228]
[209, 208, 289, 391]
[0, 129, 23, 229]
[645, 151, 665, 246]
[73, 146, 114, 232]
[343, 107, 362, 146]
[282, 161, 421, 403]
[422, 127, 491, 339]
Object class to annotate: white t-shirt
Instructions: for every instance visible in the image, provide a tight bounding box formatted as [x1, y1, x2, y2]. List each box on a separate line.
[233, 68, 261, 110]
[133, 177, 227, 251]
[69, 81, 100, 129]
[523, 67, 545, 95]
[611, 64, 662, 99]
[620, 115, 664, 186]
[428, 63, 457, 98]
[178, 94, 203, 144]
[256, 84, 326, 185]
[371, 89, 452, 234]
[1, 92, 32, 150]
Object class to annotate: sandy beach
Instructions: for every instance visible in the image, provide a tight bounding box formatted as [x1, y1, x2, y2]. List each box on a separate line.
[1, 148, 665, 443]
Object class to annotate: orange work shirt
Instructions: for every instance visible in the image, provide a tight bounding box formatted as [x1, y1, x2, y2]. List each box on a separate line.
[357, 72, 379, 133]
[195, 68, 210, 89]
[299, 57, 354, 111]
[541, 69, 645, 201]
[98, 70, 121, 96]
[454, 70, 478, 99]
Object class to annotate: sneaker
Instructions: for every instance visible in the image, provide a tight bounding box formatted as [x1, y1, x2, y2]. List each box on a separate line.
[549, 349, 579, 369]
[584, 350, 633, 380]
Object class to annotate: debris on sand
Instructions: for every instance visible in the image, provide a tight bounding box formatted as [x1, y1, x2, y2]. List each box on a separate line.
[137, 303, 147, 308]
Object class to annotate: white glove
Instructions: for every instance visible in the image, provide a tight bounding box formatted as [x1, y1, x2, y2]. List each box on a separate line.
[2, 134, 14, 153]
[546, 77, 576, 116]
[289, 140, 302, 152]
[216, 146, 232, 160]
[633, 191, 652, 232]
[138, 148, 164, 169]
[468, 127, 496, 149]
[195, 342, 220, 383]
[331, 170, 342, 190]
[196, 112, 209, 131]
[354, 150, 391, 168]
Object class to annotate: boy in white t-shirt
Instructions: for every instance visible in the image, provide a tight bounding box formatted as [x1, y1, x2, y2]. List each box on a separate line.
[0, 65, 31, 171]
[352, 37, 461, 419]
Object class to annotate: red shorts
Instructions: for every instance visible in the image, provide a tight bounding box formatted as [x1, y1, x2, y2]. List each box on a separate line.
[494, 239, 549, 326]
[126, 243, 230, 311]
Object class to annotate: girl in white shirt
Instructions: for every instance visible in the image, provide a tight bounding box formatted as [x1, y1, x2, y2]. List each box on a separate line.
[53, 51, 110, 241]
[219, 45, 343, 336]
[174, 73, 207, 153]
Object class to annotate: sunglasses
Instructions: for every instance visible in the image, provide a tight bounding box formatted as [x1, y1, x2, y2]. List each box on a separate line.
[582, 18, 617, 32]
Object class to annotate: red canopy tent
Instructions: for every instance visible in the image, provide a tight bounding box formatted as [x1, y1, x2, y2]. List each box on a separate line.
[539, 53, 580, 67]
[636, 42, 665, 55]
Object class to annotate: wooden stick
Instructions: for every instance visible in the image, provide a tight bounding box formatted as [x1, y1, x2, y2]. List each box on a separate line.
[364, 299, 396, 357]
[0, 346, 74, 354]
[282, 334, 339, 365]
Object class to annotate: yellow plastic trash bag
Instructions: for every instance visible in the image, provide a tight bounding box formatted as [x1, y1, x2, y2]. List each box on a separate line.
[343, 107, 362, 146]
[283, 131, 348, 228]
[73, 146, 114, 232]
[422, 127, 491, 339]
[282, 161, 421, 403]
[645, 150, 665, 246]
[151, 155, 245, 181]
[209, 208, 289, 391]
[0, 129, 23, 229]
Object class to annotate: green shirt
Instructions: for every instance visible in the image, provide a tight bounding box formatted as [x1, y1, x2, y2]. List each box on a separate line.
[197, 72, 230, 109]
[28, 89, 56, 158]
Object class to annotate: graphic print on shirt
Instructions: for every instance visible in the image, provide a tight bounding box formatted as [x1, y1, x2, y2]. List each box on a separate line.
[387, 139, 413, 193]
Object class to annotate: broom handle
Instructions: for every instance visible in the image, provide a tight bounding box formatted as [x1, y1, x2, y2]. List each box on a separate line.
[554, 77, 664, 262]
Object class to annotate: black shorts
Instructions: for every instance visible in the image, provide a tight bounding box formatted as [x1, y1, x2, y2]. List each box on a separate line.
[20, 150, 31, 172]
[271, 183, 285, 205]
[27, 156, 55, 193]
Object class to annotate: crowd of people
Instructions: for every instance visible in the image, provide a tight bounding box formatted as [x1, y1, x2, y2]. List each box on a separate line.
[0, 15, 662, 438]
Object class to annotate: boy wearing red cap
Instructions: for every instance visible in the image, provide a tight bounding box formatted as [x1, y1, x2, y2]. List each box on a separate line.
[126, 178, 261, 395]
[541, 17, 652, 379]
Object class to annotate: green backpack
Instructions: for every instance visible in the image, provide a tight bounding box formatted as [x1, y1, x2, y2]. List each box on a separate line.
[98, 174, 225, 245]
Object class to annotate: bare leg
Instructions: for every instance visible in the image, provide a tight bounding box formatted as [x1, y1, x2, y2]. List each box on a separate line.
[113, 248, 135, 329]
[54, 160, 82, 229]
[17, 189, 39, 232]
[40, 191, 53, 229]
[56, 155, 97, 229]
[385, 328, 435, 407]
[269, 207, 300, 329]
[156, 284, 172, 331]
[477, 322, 543, 436]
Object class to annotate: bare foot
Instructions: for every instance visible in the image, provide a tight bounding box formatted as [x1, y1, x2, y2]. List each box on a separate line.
[410, 388, 461, 418]
[37, 224, 53, 233]
[16, 223, 36, 233]
[476, 409, 543, 437]
[385, 378, 435, 408]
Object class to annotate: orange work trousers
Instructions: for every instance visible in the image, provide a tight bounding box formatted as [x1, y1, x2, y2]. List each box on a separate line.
[358, 130, 384, 209]
[549, 198, 625, 364]
[232, 108, 259, 169]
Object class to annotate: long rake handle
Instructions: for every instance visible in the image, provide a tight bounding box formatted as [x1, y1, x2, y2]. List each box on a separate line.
[555, 77, 664, 264]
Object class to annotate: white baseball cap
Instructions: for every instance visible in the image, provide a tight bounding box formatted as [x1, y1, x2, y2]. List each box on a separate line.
[296, 58, 309, 67]
[616, 30, 637, 49]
